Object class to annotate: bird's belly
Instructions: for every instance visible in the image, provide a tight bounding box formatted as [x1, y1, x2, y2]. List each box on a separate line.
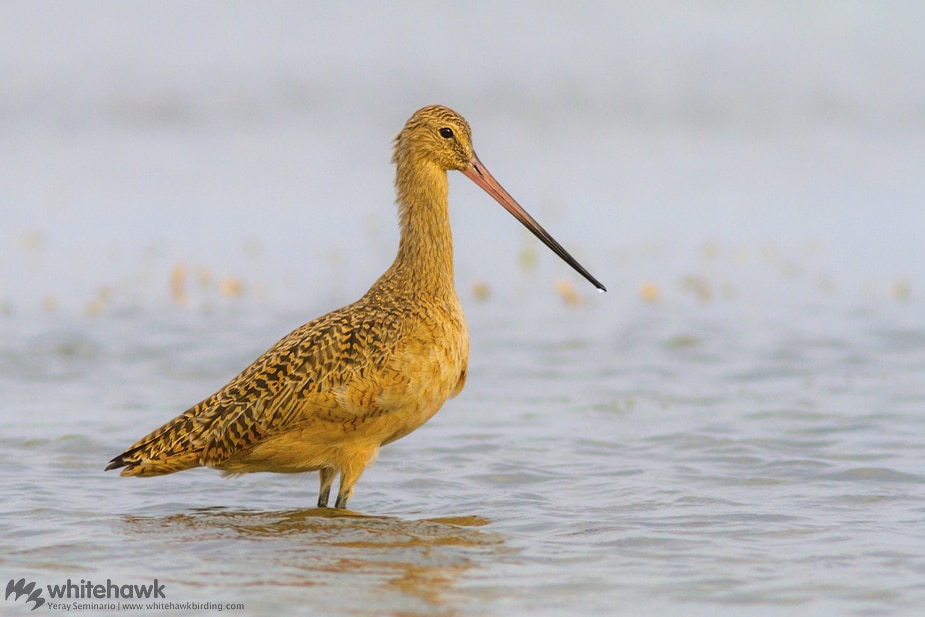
[215, 387, 451, 474]
[217, 428, 339, 474]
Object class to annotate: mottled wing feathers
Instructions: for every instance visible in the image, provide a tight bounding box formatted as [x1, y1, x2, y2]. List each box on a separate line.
[108, 300, 413, 476]
[104, 405, 204, 476]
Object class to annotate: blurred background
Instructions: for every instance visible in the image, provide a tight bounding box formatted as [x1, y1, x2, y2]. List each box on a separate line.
[2, 0, 922, 315]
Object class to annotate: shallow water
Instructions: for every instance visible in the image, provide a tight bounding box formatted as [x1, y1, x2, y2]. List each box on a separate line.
[3, 3, 925, 617]
[3, 291, 925, 616]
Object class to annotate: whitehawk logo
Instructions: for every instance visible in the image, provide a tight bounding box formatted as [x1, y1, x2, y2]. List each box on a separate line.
[5, 579, 45, 611]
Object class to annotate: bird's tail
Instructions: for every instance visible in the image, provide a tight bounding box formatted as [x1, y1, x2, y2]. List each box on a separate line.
[105, 411, 204, 477]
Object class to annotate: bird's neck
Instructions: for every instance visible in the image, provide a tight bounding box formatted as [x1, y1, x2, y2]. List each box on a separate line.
[386, 157, 457, 297]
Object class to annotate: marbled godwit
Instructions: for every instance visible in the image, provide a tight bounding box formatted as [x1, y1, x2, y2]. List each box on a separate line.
[106, 105, 605, 509]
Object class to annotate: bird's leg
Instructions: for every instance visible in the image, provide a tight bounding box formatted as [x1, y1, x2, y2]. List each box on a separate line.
[317, 467, 336, 508]
[334, 470, 358, 509]
[334, 447, 378, 509]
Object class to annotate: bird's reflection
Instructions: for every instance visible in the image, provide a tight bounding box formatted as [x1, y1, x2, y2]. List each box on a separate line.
[119, 507, 506, 616]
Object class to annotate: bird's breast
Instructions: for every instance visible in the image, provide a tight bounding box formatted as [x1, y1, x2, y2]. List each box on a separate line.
[353, 297, 469, 444]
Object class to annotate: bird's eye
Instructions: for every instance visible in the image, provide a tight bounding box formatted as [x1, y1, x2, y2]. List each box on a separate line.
[439, 127, 454, 139]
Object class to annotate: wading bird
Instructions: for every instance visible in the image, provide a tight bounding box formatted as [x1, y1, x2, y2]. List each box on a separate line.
[106, 105, 605, 508]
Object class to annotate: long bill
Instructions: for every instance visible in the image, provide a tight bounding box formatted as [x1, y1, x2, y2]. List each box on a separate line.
[462, 152, 607, 292]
